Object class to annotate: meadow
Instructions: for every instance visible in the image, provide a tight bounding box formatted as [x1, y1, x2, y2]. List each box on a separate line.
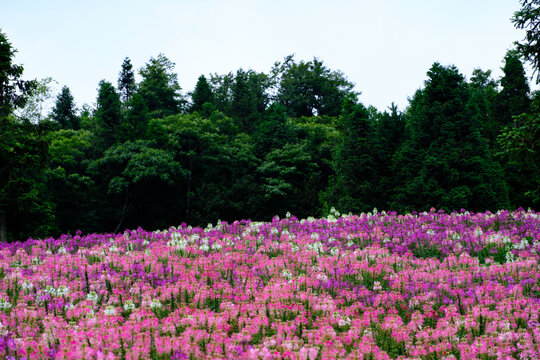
[0, 208, 539, 359]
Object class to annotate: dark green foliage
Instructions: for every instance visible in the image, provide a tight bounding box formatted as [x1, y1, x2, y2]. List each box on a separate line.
[89, 140, 185, 232]
[118, 57, 136, 103]
[95, 80, 123, 148]
[325, 98, 379, 213]
[252, 103, 296, 157]
[138, 54, 183, 118]
[0, 30, 52, 242]
[51, 86, 78, 130]
[497, 101, 540, 208]
[119, 93, 149, 141]
[493, 51, 531, 128]
[190, 75, 214, 113]
[274, 55, 355, 118]
[257, 142, 319, 219]
[512, 0, 540, 83]
[209, 72, 234, 114]
[469, 69, 499, 148]
[0, 118, 56, 242]
[2, 22, 538, 241]
[0, 30, 36, 119]
[392, 63, 509, 212]
[230, 69, 269, 133]
[46, 129, 97, 234]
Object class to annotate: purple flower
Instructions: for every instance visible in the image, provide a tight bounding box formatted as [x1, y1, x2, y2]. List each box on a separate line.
[171, 350, 188, 360]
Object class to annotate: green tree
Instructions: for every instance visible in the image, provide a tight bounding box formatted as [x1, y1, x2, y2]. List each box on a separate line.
[469, 68, 499, 148]
[138, 54, 182, 118]
[0, 30, 55, 242]
[493, 51, 531, 128]
[257, 142, 318, 219]
[230, 69, 269, 132]
[189, 75, 214, 113]
[210, 72, 234, 114]
[46, 129, 97, 234]
[51, 85, 79, 129]
[90, 140, 184, 232]
[371, 103, 406, 209]
[118, 57, 136, 103]
[1, 118, 56, 242]
[0, 30, 36, 119]
[17, 77, 56, 123]
[512, 0, 540, 82]
[325, 99, 378, 213]
[252, 103, 296, 157]
[274, 55, 355, 117]
[95, 80, 122, 147]
[392, 63, 508, 212]
[119, 93, 149, 141]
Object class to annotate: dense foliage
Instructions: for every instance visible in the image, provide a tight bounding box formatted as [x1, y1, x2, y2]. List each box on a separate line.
[1, 0, 540, 242]
[0, 209, 539, 359]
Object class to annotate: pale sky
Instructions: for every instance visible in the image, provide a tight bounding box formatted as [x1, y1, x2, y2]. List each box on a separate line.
[1, 0, 530, 113]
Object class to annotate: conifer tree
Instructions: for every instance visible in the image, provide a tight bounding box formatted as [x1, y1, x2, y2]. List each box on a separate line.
[326, 98, 378, 213]
[51, 86, 78, 129]
[190, 75, 214, 113]
[493, 51, 531, 128]
[392, 63, 508, 211]
[95, 80, 122, 148]
[118, 57, 136, 103]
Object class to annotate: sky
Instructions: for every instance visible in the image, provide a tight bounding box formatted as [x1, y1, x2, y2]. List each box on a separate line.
[0, 0, 531, 113]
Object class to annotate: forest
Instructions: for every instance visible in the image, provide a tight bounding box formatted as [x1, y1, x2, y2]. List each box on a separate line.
[1, 3, 539, 243]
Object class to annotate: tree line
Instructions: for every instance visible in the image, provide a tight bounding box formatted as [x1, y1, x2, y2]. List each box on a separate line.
[1, 2, 539, 242]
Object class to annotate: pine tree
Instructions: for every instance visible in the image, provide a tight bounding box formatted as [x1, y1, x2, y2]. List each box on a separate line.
[190, 75, 214, 113]
[95, 80, 122, 148]
[392, 63, 508, 212]
[51, 86, 78, 129]
[118, 57, 136, 103]
[326, 98, 378, 213]
[493, 51, 531, 128]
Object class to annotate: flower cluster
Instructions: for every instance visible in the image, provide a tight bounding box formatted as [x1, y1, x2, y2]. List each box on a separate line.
[0, 209, 538, 359]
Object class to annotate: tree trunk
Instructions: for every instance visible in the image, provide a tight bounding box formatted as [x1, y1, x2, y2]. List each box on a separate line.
[0, 213, 6, 243]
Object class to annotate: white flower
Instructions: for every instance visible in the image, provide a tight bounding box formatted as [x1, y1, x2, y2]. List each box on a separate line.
[338, 316, 351, 327]
[123, 300, 136, 311]
[44, 286, 57, 297]
[87, 292, 99, 303]
[149, 300, 162, 310]
[104, 306, 116, 316]
[307, 242, 324, 255]
[56, 285, 69, 296]
[21, 281, 34, 291]
[57, 246, 67, 255]
[0, 300, 12, 310]
[271, 227, 279, 235]
[506, 252, 516, 263]
[316, 273, 328, 282]
[199, 244, 210, 252]
[330, 247, 339, 256]
[211, 243, 222, 251]
[281, 269, 293, 280]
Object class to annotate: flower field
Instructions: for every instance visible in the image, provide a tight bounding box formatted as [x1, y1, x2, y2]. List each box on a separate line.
[0, 209, 539, 360]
